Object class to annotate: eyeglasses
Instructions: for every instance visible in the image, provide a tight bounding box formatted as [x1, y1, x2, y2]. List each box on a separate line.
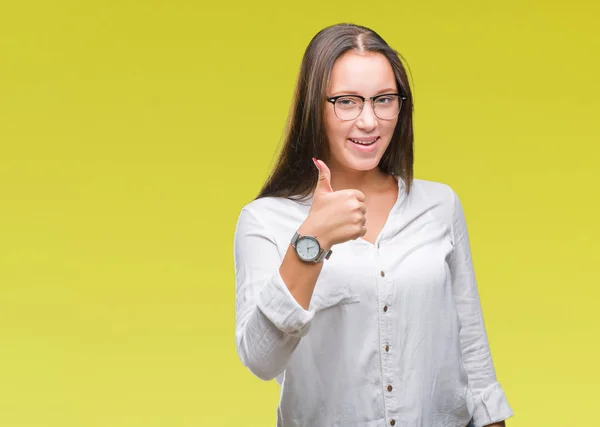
[326, 93, 406, 121]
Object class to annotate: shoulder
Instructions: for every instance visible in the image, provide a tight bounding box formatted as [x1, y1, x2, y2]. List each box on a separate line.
[235, 195, 312, 236]
[408, 178, 460, 224]
[240, 195, 310, 220]
[410, 178, 457, 205]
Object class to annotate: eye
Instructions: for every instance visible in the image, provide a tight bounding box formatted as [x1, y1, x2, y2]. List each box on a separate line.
[335, 96, 361, 110]
[375, 96, 396, 105]
[337, 97, 358, 106]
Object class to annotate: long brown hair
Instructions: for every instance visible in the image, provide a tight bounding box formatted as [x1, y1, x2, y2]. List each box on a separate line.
[256, 23, 414, 201]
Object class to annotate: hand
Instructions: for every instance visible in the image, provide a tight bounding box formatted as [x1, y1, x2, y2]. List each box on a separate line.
[299, 158, 367, 249]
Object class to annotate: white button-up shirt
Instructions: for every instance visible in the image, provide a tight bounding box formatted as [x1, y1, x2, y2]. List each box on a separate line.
[233, 177, 513, 427]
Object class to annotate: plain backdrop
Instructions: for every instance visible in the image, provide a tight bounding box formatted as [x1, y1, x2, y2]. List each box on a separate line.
[1, 1, 599, 426]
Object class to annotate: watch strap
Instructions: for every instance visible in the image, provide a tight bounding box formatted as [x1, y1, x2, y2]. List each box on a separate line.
[291, 230, 301, 247]
[315, 246, 333, 262]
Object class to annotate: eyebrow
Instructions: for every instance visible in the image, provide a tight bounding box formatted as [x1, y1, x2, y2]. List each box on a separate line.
[329, 88, 398, 97]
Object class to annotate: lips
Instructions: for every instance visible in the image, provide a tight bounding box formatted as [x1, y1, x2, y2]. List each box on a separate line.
[349, 137, 379, 146]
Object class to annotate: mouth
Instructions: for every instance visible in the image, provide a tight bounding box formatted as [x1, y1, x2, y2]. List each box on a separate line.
[348, 137, 380, 146]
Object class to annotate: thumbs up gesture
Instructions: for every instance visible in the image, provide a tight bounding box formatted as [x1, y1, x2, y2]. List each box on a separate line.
[298, 158, 367, 250]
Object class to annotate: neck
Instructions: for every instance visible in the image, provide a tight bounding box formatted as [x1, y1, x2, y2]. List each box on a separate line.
[328, 164, 395, 194]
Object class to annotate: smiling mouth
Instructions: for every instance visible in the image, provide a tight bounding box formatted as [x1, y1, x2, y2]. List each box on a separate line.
[349, 137, 379, 146]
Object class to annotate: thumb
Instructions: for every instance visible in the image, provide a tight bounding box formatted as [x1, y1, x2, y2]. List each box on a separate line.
[313, 158, 333, 194]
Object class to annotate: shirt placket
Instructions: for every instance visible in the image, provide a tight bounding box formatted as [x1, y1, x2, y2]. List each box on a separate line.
[376, 245, 397, 426]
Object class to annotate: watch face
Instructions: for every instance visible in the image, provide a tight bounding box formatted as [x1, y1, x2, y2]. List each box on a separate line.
[296, 236, 320, 261]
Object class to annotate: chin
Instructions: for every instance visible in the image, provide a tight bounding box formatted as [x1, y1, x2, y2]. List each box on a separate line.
[345, 157, 381, 172]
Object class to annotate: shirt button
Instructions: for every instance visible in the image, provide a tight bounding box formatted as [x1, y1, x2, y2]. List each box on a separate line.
[380, 270, 385, 277]
[387, 384, 393, 392]
[383, 305, 388, 312]
[385, 344, 390, 352]
[390, 420, 396, 426]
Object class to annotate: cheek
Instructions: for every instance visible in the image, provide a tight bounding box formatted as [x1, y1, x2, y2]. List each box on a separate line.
[324, 109, 349, 143]
[378, 120, 398, 152]
[384, 118, 399, 136]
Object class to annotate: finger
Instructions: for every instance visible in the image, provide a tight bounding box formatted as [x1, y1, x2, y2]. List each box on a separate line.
[359, 202, 367, 215]
[353, 190, 366, 202]
[313, 158, 333, 194]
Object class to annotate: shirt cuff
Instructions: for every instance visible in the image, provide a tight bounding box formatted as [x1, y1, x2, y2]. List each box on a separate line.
[471, 382, 514, 427]
[256, 270, 315, 337]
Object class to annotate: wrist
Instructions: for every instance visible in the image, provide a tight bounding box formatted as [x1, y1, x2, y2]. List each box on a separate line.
[297, 219, 332, 251]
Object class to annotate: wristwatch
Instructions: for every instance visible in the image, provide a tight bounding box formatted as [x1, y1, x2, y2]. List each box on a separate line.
[290, 231, 332, 263]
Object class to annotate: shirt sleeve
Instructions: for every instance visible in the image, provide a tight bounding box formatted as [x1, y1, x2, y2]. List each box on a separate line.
[233, 205, 315, 381]
[448, 188, 514, 427]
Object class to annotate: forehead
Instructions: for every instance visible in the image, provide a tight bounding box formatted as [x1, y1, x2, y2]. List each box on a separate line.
[328, 51, 396, 94]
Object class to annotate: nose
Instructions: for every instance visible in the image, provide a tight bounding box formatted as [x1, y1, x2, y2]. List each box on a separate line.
[356, 101, 378, 131]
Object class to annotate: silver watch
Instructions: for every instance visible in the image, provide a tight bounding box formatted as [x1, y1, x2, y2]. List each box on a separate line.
[290, 231, 332, 263]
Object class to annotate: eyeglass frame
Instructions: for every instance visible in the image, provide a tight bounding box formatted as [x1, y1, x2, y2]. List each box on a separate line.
[325, 92, 408, 121]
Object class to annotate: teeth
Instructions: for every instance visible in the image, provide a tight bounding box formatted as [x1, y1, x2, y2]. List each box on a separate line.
[350, 138, 378, 145]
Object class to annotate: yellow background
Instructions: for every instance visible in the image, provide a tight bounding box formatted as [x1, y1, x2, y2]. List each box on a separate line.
[1, 1, 598, 426]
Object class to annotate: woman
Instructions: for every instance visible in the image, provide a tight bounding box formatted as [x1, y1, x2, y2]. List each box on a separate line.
[233, 23, 513, 427]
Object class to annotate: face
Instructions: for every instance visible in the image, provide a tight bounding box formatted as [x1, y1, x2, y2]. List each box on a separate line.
[324, 51, 399, 173]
